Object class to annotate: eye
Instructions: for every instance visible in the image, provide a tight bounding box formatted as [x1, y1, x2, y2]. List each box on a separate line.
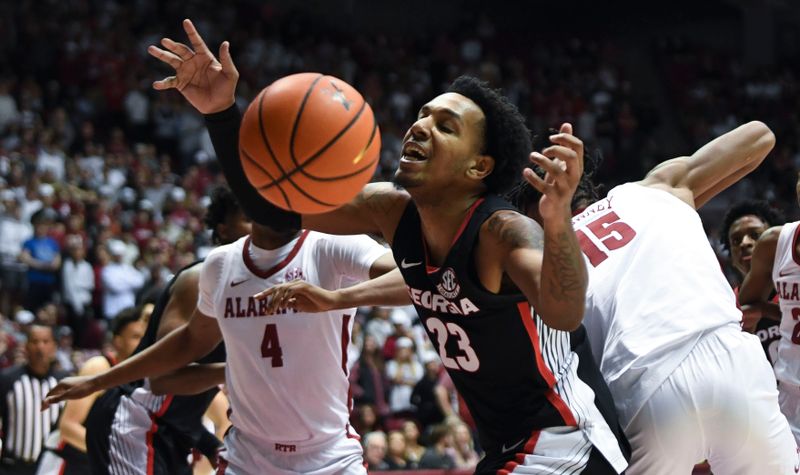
[438, 123, 453, 134]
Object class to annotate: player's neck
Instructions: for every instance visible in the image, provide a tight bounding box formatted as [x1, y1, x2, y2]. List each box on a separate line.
[416, 194, 482, 266]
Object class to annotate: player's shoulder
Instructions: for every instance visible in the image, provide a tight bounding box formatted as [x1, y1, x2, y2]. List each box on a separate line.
[78, 355, 112, 377]
[481, 208, 543, 251]
[306, 230, 385, 252]
[760, 225, 785, 245]
[204, 237, 247, 266]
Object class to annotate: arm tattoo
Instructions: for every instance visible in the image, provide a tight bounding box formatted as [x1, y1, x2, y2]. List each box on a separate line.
[486, 211, 544, 250]
[546, 229, 585, 302]
[356, 187, 404, 216]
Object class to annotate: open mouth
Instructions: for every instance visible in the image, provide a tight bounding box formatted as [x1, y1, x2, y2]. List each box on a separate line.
[401, 143, 428, 162]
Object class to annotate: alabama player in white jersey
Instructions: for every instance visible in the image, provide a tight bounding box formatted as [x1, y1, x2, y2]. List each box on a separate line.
[43, 220, 398, 475]
[508, 122, 798, 474]
[740, 173, 800, 445]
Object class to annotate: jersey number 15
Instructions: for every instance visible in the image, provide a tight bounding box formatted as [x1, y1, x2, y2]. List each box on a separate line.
[576, 211, 637, 266]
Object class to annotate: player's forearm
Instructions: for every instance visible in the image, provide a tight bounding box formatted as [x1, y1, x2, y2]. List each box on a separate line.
[336, 268, 410, 308]
[94, 326, 210, 391]
[539, 211, 587, 331]
[149, 363, 225, 396]
[204, 105, 301, 230]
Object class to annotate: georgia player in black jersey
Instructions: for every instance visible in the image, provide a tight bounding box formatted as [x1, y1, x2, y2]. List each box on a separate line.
[93, 19, 631, 475]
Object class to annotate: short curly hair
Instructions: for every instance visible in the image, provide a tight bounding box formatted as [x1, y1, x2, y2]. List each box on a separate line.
[204, 186, 241, 245]
[447, 76, 531, 195]
[719, 200, 785, 252]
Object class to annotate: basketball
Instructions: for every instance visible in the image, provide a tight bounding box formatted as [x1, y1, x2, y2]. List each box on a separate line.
[238, 73, 381, 214]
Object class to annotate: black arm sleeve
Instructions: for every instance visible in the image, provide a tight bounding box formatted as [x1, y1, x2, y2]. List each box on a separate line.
[204, 105, 301, 230]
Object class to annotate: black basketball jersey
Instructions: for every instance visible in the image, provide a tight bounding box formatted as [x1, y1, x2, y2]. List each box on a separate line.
[132, 260, 225, 455]
[86, 261, 225, 473]
[391, 195, 629, 472]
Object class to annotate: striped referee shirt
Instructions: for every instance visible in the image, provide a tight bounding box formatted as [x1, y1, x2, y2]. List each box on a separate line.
[0, 365, 67, 466]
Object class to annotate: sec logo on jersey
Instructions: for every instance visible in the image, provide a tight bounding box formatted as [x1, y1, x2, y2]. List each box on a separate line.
[437, 268, 461, 300]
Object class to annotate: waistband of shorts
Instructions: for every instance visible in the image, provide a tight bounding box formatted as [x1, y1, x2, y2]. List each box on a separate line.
[228, 426, 358, 455]
[778, 380, 800, 396]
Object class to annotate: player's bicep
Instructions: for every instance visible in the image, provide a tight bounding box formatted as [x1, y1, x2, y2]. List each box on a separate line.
[183, 309, 224, 356]
[739, 227, 780, 305]
[302, 182, 409, 242]
[156, 268, 201, 340]
[641, 122, 775, 205]
[487, 211, 545, 303]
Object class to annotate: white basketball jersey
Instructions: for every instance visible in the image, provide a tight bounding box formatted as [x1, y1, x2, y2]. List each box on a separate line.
[573, 183, 742, 426]
[197, 231, 387, 449]
[771, 221, 800, 387]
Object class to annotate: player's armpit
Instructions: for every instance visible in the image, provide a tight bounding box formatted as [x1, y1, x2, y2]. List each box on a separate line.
[302, 182, 410, 243]
[739, 226, 781, 309]
[640, 121, 775, 208]
[368, 252, 398, 279]
[149, 363, 226, 396]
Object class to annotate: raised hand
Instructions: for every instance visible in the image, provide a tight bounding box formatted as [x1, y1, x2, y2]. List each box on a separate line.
[523, 122, 584, 222]
[254, 280, 341, 314]
[41, 375, 100, 410]
[148, 19, 239, 114]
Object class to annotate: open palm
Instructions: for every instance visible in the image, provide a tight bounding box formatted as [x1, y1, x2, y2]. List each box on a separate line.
[147, 19, 238, 114]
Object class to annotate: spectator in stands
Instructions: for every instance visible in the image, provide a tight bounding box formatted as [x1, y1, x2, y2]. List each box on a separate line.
[351, 403, 383, 436]
[351, 333, 389, 416]
[411, 350, 450, 428]
[363, 431, 390, 471]
[61, 236, 94, 344]
[386, 337, 423, 416]
[447, 421, 480, 470]
[100, 240, 145, 320]
[402, 420, 426, 468]
[19, 208, 60, 312]
[365, 306, 393, 348]
[0, 191, 31, 316]
[385, 430, 412, 470]
[418, 424, 456, 470]
[381, 308, 413, 360]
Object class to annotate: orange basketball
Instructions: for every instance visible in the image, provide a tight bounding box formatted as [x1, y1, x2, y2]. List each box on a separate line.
[239, 73, 381, 214]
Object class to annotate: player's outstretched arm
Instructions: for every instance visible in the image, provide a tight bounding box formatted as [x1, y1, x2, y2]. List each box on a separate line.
[739, 226, 782, 329]
[257, 267, 410, 314]
[42, 310, 222, 409]
[640, 121, 775, 209]
[150, 21, 409, 241]
[149, 363, 226, 396]
[493, 124, 587, 331]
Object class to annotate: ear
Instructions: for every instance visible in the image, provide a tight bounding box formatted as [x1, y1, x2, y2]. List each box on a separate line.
[466, 154, 494, 181]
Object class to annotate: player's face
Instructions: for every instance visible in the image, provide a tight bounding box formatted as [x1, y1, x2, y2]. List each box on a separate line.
[394, 93, 487, 194]
[728, 215, 768, 275]
[112, 319, 146, 361]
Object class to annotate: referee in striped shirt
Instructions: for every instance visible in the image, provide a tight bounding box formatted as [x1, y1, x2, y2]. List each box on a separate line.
[0, 323, 67, 474]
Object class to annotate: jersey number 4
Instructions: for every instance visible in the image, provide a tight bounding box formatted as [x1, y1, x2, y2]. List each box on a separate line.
[426, 317, 479, 372]
[791, 308, 800, 345]
[261, 324, 284, 367]
[576, 211, 637, 266]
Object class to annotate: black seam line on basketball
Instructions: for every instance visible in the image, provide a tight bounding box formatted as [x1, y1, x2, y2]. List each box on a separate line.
[241, 148, 291, 209]
[260, 99, 368, 189]
[257, 87, 294, 190]
[258, 111, 378, 186]
[288, 73, 325, 169]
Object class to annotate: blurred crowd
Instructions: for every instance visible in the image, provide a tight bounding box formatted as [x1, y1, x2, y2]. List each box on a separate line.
[0, 0, 796, 471]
